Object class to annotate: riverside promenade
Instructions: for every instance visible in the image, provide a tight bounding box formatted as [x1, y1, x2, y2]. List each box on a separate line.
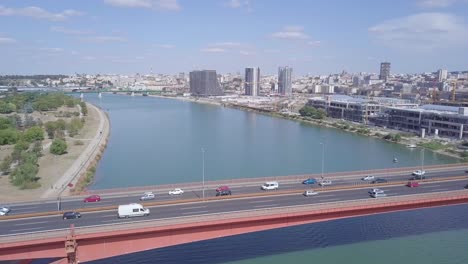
[41, 103, 110, 199]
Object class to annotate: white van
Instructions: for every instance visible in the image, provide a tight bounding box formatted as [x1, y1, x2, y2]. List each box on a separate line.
[118, 203, 150, 218]
[261, 181, 279, 190]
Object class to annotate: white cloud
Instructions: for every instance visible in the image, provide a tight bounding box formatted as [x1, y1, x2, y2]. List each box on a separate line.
[83, 56, 96, 60]
[39, 47, 64, 52]
[271, 26, 310, 39]
[369, 12, 468, 51]
[211, 42, 242, 47]
[155, 44, 174, 48]
[239, 50, 254, 55]
[201, 48, 227, 53]
[263, 49, 280, 53]
[307, 40, 321, 46]
[81, 36, 127, 43]
[103, 0, 180, 11]
[417, 0, 457, 8]
[0, 37, 16, 44]
[226, 0, 252, 11]
[50, 26, 91, 35]
[0, 6, 82, 21]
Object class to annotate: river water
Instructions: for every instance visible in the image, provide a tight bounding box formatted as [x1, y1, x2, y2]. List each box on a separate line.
[82, 94, 458, 189]
[89, 203, 468, 264]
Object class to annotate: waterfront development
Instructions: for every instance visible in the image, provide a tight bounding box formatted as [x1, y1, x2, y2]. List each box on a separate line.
[83, 93, 458, 189]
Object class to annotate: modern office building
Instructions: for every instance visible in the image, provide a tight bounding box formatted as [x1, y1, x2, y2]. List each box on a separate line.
[438, 69, 448, 82]
[379, 62, 391, 81]
[189, 70, 223, 96]
[244, 67, 260, 96]
[278, 66, 292, 95]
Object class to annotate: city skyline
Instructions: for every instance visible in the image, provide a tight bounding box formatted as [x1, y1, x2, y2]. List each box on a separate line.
[1, 0, 468, 75]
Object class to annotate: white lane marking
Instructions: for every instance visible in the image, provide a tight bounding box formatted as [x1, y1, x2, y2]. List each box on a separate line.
[430, 188, 451, 192]
[14, 221, 49, 226]
[315, 194, 335, 198]
[389, 193, 399, 196]
[253, 204, 280, 208]
[13, 206, 38, 210]
[181, 210, 210, 215]
[421, 184, 441, 188]
[11, 227, 43, 232]
[249, 199, 275, 204]
[179, 206, 207, 210]
[101, 219, 124, 223]
[99, 214, 117, 218]
[320, 198, 341, 202]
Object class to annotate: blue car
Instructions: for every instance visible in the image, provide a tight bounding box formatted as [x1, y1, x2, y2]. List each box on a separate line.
[302, 178, 317, 185]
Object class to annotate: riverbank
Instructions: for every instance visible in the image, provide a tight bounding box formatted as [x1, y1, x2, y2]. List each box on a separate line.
[150, 94, 465, 161]
[0, 102, 109, 202]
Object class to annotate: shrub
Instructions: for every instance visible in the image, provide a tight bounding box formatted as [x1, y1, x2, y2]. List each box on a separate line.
[23, 126, 44, 142]
[50, 138, 67, 155]
[0, 128, 19, 145]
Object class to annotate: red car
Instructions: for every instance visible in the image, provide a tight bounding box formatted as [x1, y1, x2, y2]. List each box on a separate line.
[407, 181, 420, 188]
[83, 195, 101, 203]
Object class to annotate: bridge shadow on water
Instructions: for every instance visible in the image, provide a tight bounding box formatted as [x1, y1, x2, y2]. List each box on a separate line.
[87, 203, 468, 264]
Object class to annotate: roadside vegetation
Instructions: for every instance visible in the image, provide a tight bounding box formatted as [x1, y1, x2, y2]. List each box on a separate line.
[0, 92, 85, 189]
[299, 106, 326, 120]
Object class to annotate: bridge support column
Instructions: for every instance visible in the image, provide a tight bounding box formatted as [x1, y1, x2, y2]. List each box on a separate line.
[65, 225, 78, 264]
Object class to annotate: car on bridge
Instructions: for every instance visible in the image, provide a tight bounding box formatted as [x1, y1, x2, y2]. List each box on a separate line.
[319, 180, 332, 186]
[0, 206, 11, 216]
[465, 184, 468, 189]
[262, 181, 279, 190]
[63, 211, 81, 220]
[83, 195, 101, 203]
[412, 170, 426, 176]
[216, 186, 232, 196]
[302, 178, 317, 185]
[169, 188, 184, 195]
[370, 192, 387, 198]
[369, 188, 384, 194]
[407, 181, 420, 188]
[371, 178, 388, 184]
[140, 192, 155, 201]
[362, 176, 375, 181]
[303, 190, 318, 196]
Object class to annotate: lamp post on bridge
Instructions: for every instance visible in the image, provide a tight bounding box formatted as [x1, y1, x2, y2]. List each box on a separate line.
[202, 148, 205, 201]
[320, 141, 325, 188]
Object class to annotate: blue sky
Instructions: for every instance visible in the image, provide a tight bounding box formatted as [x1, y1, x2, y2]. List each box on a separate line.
[0, 0, 468, 75]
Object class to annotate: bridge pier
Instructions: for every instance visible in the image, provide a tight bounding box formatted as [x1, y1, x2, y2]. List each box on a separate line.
[65, 225, 78, 264]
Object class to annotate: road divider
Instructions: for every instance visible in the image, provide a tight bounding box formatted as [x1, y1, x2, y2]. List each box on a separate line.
[1, 175, 468, 221]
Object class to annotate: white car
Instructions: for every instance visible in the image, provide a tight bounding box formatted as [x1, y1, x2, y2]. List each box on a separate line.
[370, 192, 387, 198]
[0, 206, 11, 216]
[303, 190, 318, 196]
[261, 181, 279, 190]
[319, 180, 332, 186]
[362, 176, 375, 181]
[139, 192, 155, 201]
[168, 188, 184, 195]
[412, 170, 426, 176]
[369, 188, 384, 194]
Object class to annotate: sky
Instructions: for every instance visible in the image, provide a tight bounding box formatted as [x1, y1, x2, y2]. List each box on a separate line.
[1, 0, 468, 75]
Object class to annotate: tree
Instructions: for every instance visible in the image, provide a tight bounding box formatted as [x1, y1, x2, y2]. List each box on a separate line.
[32, 141, 43, 157]
[0, 117, 14, 130]
[10, 162, 39, 188]
[0, 101, 16, 114]
[299, 106, 326, 120]
[0, 129, 19, 145]
[50, 138, 67, 155]
[23, 126, 44, 142]
[45, 121, 57, 139]
[0, 155, 12, 175]
[67, 117, 84, 137]
[80, 102, 88, 116]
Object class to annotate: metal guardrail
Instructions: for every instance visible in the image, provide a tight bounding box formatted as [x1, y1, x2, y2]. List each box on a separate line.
[90, 163, 468, 195]
[2, 175, 468, 221]
[1, 190, 467, 244]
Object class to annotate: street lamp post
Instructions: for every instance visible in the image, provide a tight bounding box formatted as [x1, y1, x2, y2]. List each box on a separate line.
[421, 148, 425, 172]
[202, 148, 205, 200]
[320, 142, 325, 183]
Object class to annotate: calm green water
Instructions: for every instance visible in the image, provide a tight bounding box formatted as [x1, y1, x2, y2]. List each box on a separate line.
[226, 228, 468, 264]
[83, 94, 459, 189]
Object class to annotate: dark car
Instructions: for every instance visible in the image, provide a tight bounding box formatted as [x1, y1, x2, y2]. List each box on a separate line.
[371, 178, 388, 184]
[216, 186, 232, 196]
[63, 211, 81, 220]
[302, 178, 317, 185]
[83, 195, 101, 203]
[465, 184, 468, 189]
